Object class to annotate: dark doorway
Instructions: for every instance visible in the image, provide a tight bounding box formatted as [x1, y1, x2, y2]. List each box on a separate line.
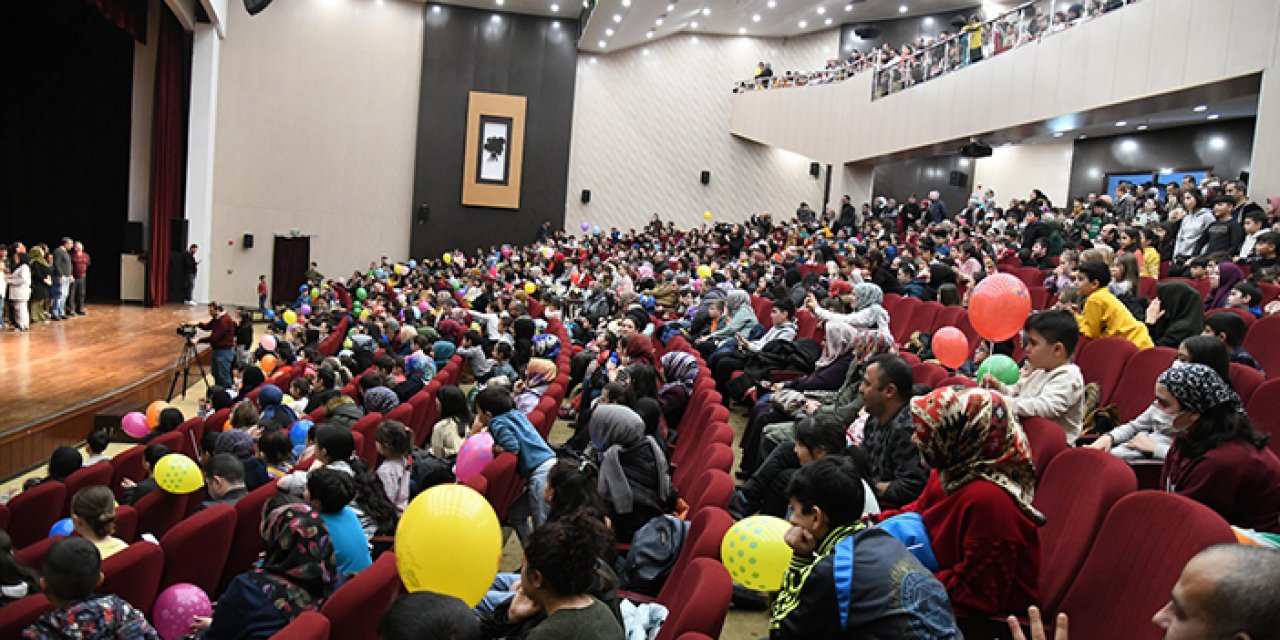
[272, 236, 310, 306]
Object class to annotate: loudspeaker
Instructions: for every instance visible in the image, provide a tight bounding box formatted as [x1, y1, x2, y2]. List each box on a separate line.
[417, 204, 429, 225]
[244, 0, 273, 15]
[169, 218, 189, 253]
[581, 189, 591, 204]
[700, 170, 711, 185]
[123, 221, 144, 254]
[809, 162, 821, 178]
[243, 233, 254, 249]
[949, 171, 969, 187]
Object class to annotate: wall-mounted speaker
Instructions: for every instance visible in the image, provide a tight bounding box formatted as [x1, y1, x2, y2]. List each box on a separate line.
[123, 221, 144, 254]
[417, 204, 429, 225]
[700, 170, 711, 185]
[244, 0, 273, 16]
[581, 189, 591, 204]
[243, 233, 254, 249]
[809, 162, 821, 178]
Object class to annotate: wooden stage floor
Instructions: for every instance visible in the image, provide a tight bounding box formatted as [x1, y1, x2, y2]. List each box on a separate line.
[0, 304, 210, 477]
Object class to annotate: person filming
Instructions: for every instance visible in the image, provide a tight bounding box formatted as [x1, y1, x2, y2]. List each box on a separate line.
[185, 301, 236, 388]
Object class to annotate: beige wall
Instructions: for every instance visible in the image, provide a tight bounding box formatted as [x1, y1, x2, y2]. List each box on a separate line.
[208, 0, 423, 304]
[972, 141, 1075, 208]
[565, 30, 840, 232]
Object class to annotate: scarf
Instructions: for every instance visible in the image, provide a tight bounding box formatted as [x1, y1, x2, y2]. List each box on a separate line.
[363, 386, 400, 415]
[849, 327, 896, 363]
[241, 366, 266, 396]
[215, 429, 256, 459]
[1157, 362, 1243, 415]
[851, 283, 883, 312]
[725, 290, 750, 314]
[1205, 263, 1244, 311]
[250, 504, 339, 618]
[660, 351, 699, 393]
[1150, 282, 1204, 347]
[589, 404, 672, 514]
[817, 322, 857, 369]
[622, 334, 661, 380]
[432, 340, 456, 368]
[524, 358, 558, 388]
[910, 387, 1045, 524]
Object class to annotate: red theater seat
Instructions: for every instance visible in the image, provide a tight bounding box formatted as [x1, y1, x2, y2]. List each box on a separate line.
[160, 503, 236, 594]
[320, 552, 402, 640]
[100, 542, 165, 617]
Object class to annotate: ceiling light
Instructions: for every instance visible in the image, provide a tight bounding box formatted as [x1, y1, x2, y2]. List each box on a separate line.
[1210, 136, 1226, 149]
[667, 4, 674, 11]
[845, 3, 853, 11]
[690, 20, 698, 28]
[1193, 105, 1208, 112]
[1079, 134, 1088, 139]
[1137, 124, 1148, 130]
[899, 5, 909, 13]
[588, 57, 597, 64]
[767, 0, 776, 7]
[597, 40, 606, 47]
[646, 30, 654, 37]
[490, 13, 501, 22]
[1052, 132, 1064, 137]
[1121, 139, 1138, 152]
[799, 19, 808, 27]
[738, 27, 747, 34]
[643, 48, 650, 55]
[1088, 167, 1101, 178]
[691, 35, 698, 42]
[825, 18, 832, 24]
[958, 158, 970, 167]
[622, 0, 631, 6]
[551, 20, 560, 28]
[612, 13, 621, 22]
[1160, 167, 1173, 174]
[1115, 121, 1127, 127]
[605, 28, 614, 35]
[1207, 114, 1220, 120]
[656, 18, 664, 25]
[495, 0, 503, 5]
[550, 2, 559, 10]
[702, 7, 711, 16]
[432, 5, 441, 13]
[924, 16, 933, 24]
[752, 14, 760, 22]
[816, 6, 826, 14]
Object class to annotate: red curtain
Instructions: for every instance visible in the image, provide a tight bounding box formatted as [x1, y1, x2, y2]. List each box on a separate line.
[146, 7, 190, 306]
[84, 0, 149, 43]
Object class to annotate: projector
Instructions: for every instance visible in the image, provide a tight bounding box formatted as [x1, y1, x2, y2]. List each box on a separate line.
[958, 142, 993, 158]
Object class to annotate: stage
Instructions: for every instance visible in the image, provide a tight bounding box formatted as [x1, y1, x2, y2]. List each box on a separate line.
[0, 304, 211, 479]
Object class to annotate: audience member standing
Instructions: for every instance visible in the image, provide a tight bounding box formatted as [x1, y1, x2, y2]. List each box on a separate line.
[50, 238, 73, 321]
[6, 250, 31, 331]
[69, 241, 90, 315]
[181, 243, 200, 305]
[193, 301, 237, 388]
[27, 246, 51, 324]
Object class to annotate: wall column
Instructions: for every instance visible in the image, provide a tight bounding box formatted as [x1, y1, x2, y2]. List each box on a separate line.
[184, 24, 220, 304]
[1250, 69, 1280, 204]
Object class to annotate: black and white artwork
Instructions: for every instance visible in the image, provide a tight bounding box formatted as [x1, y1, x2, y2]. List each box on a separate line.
[476, 115, 513, 185]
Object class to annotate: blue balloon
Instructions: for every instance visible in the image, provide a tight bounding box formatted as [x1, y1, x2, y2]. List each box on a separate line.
[290, 419, 314, 447]
[408, 259, 418, 269]
[264, 309, 276, 320]
[49, 518, 74, 538]
[298, 284, 308, 293]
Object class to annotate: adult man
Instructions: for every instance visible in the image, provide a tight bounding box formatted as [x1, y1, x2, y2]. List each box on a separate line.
[70, 241, 90, 315]
[191, 301, 236, 388]
[1194, 195, 1245, 257]
[1225, 179, 1265, 222]
[899, 194, 921, 229]
[1113, 183, 1137, 221]
[927, 190, 949, 224]
[837, 195, 858, 232]
[181, 244, 199, 305]
[858, 354, 928, 509]
[50, 237, 73, 320]
[795, 202, 815, 225]
[535, 218, 553, 243]
[1019, 207, 1051, 255]
[1010, 544, 1280, 640]
[200, 453, 248, 510]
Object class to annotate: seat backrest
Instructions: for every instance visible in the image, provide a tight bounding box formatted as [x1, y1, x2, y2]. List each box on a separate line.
[936, 375, 976, 388]
[1020, 417, 1068, 478]
[674, 442, 733, 493]
[910, 362, 948, 389]
[0, 595, 52, 638]
[7, 481, 67, 549]
[683, 469, 733, 515]
[1245, 378, 1280, 456]
[1241, 315, 1280, 379]
[1230, 363, 1265, 407]
[384, 403, 414, 430]
[1032, 449, 1137, 613]
[134, 488, 188, 540]
[160, 503, 237, 594]
[221, 479, 280, 594]
[890, 299, 919, 344]
[150, 430, 184, 454]
[62, 462, 114, 517]
[110, 446, 148, 502]
[204, 407, 233, 434]
[15, 535, 63, 573]
[654, 558, 733, 640]
[271, 611, 331, 640]
[100, 541, 165, 617]
[1055, 491, 1236, 638]
[1207, 307, 1256, 327]
[1112, 347, 1176, 422]
[479, 453, 523, 521]
[906, 302, 943, 339]
[657, 508, 733, 604]
[351, 413, 383, 465]
[175, 417, 206, 458]
[320, 552, 402, 640]
[1075, 337, 1139, 405]
[115, 504, 138, 542]
[795, 309, 817, 340]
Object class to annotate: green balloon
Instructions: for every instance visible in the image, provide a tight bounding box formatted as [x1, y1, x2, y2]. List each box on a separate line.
[356, 287, 368, 300]
[978, 354, 1020, 385]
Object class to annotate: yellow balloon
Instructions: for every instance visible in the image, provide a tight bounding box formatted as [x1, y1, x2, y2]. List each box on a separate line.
[720, 515, 791, 592]
[442, 253, 453, 264]
[704, 211, 712, 220]
[153, 454, 205, 495]
[282, 310, 298, 325]
[523, 282, 537, 294]
[697, 265, 712, 279]
[396, 484, 502, 606]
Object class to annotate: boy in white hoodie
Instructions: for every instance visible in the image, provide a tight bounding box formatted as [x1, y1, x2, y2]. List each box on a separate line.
[982, 310, 1085, 444]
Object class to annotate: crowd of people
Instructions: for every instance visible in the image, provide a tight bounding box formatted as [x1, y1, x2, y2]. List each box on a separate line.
[0, 238, 91, 332]
[4, 164, 1280, 638]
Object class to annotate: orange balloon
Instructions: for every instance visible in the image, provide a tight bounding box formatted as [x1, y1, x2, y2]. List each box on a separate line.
[969, 274, 1031, 341]
[260, 354, 279, 375]
[145, 401, 168, 428]
[932, 326, 970, 369]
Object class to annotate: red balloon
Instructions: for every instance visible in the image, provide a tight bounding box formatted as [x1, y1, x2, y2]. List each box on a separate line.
[969, 274, 1031, 341]
[932, 326, 970, 369]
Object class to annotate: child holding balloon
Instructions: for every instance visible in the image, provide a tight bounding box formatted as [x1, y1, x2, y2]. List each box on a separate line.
[981, 310, 1085, 444]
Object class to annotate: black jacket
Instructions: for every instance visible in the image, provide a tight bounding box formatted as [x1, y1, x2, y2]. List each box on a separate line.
[861, 404, 929, 508]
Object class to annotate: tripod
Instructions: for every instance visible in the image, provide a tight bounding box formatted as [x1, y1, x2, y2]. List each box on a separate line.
[167, 339, 210, 402]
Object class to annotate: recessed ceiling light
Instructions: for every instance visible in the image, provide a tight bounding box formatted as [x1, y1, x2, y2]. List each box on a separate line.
[431, 5, 441, 13]
[702, 7, 710, 16]
[1115, 121, 1127, 127]
[752, 14, 760, 22]
[1210, 136, 1226, 149]
[1160, 167, 1173, 174]
[551, 20, 560, 28]
[924, 16, 933, 24]
[825, 18, 832, 25]
[899, 5, 909, 13]
[738, 27, 747, 34]
[612, 13, 621, 22]
[799, 19, 808, 27]
[845, 3, 853, 11]
[605, 28, 614, 35]
[656, 17, 664, 25]
[597, 40, 606, 47]
[667, 4, 674, 11]
[550, 2, 559, 11]
[1193, 105, 1208, 112]
[1121, 139, 1138, 152]
[816, 6, 826, 14]
[1137, 124, 1148, 130]
[690, 20, 699, 28]
[622, 0, 631, 6]
[1052, 132, 1064, 137]
[767, 0, 777, 7]
[645, 30, 654, 37]
[495, 0, 503, 5]
[1207, 114, 1220, 120]
[643, 48, 650, 55]
[490, 13, 501, 21]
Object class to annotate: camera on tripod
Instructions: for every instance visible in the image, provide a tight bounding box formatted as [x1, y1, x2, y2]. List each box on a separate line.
[176, 324, 197, 339]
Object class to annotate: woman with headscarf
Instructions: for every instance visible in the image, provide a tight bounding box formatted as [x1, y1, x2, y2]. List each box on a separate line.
[513, 317, 537, 372]
[807, 282, 891, 337]
[658, 351, 699, 433]
[1204, 262, 1244, 311]
[618, 334, 661, 377]
[432, 339, 456, 371]
[257, 384, 298, 429]
[362, 386, 400, 416]
[1144, 281, 1205, 348]
[880, 387, 1042, 621]
[393, 353, 431, 403]
[515, 358, 558, 414]
[192, 503, 340, 638]
[1156, 363, 1280, 532]
[239, 365, 266, 399]
[695, 289, 758, 358]
[588, 405, 674, 542]
[27, 246, 51, 323]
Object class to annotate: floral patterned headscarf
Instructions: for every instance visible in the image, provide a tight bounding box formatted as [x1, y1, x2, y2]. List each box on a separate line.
[251, 504, 339, 617]
[910, 387, 1045, 524]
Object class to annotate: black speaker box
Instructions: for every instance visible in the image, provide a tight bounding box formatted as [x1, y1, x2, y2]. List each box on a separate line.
[244, 0, 273, 16]
[243, 233, 254, 249]
[700, 170, 711, 185]
[809, 162, 821, 178]
[123, 221, 144, 254]
[949, 171, 969, 187]
[169, 218, 189, 253]
[581, 190, 591, 204]
[417, 204, 430, 225]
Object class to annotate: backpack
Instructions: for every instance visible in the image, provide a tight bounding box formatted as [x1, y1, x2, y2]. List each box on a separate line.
[617, 514, 689, 596]
[408, 447, 455, 497]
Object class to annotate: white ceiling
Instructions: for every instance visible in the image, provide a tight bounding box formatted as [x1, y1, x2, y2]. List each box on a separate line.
[429, 1, 991, 52]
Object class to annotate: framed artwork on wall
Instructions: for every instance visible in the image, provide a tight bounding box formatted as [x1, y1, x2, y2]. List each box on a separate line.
[462, 91, 527, 209]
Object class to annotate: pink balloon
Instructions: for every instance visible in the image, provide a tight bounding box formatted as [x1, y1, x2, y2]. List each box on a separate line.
[932, 326, 970, 370]
[121, 412, 150, 438]
[454, 432, 495, 482]
[260, 335, 277, 351]
[153, 583, 212, 640]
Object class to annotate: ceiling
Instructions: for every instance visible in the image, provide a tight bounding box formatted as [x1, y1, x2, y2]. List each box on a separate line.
[429, 0, 990, 52]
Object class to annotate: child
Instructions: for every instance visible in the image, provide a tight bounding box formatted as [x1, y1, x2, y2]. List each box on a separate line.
[504, 514, 623, 640]
[1204, 313, 1264, 373]
[70, 486, 128, 560]
[378, 592, 481, 640]
[257, 275, 268, 313]
[258, 430, 295, 478]
[305, 468, 372, 578]
[472, 386, 556, 542]
[1071, 261, 1154, 349]
[770, 457, 958, 638]
[457, 330, 493, 383]
[1244, 231, 1279, 270]
[0, 531, 39, 607]
[431, 386, 472, 459]
[22, 537, 157, 638]
[983, 310, 1086, 443]
[119, 444, 170, 505]
[490, 342, 518, 384]
[1225, 282, 1264, 318]
[375, 420, 412, 514]
[1139, 229, 1162, 279]
[279, 424, 356, 495]
[83, 429, 110, 467]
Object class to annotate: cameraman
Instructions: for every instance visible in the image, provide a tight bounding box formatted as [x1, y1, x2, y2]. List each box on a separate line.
[186, 301, 236, 388]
